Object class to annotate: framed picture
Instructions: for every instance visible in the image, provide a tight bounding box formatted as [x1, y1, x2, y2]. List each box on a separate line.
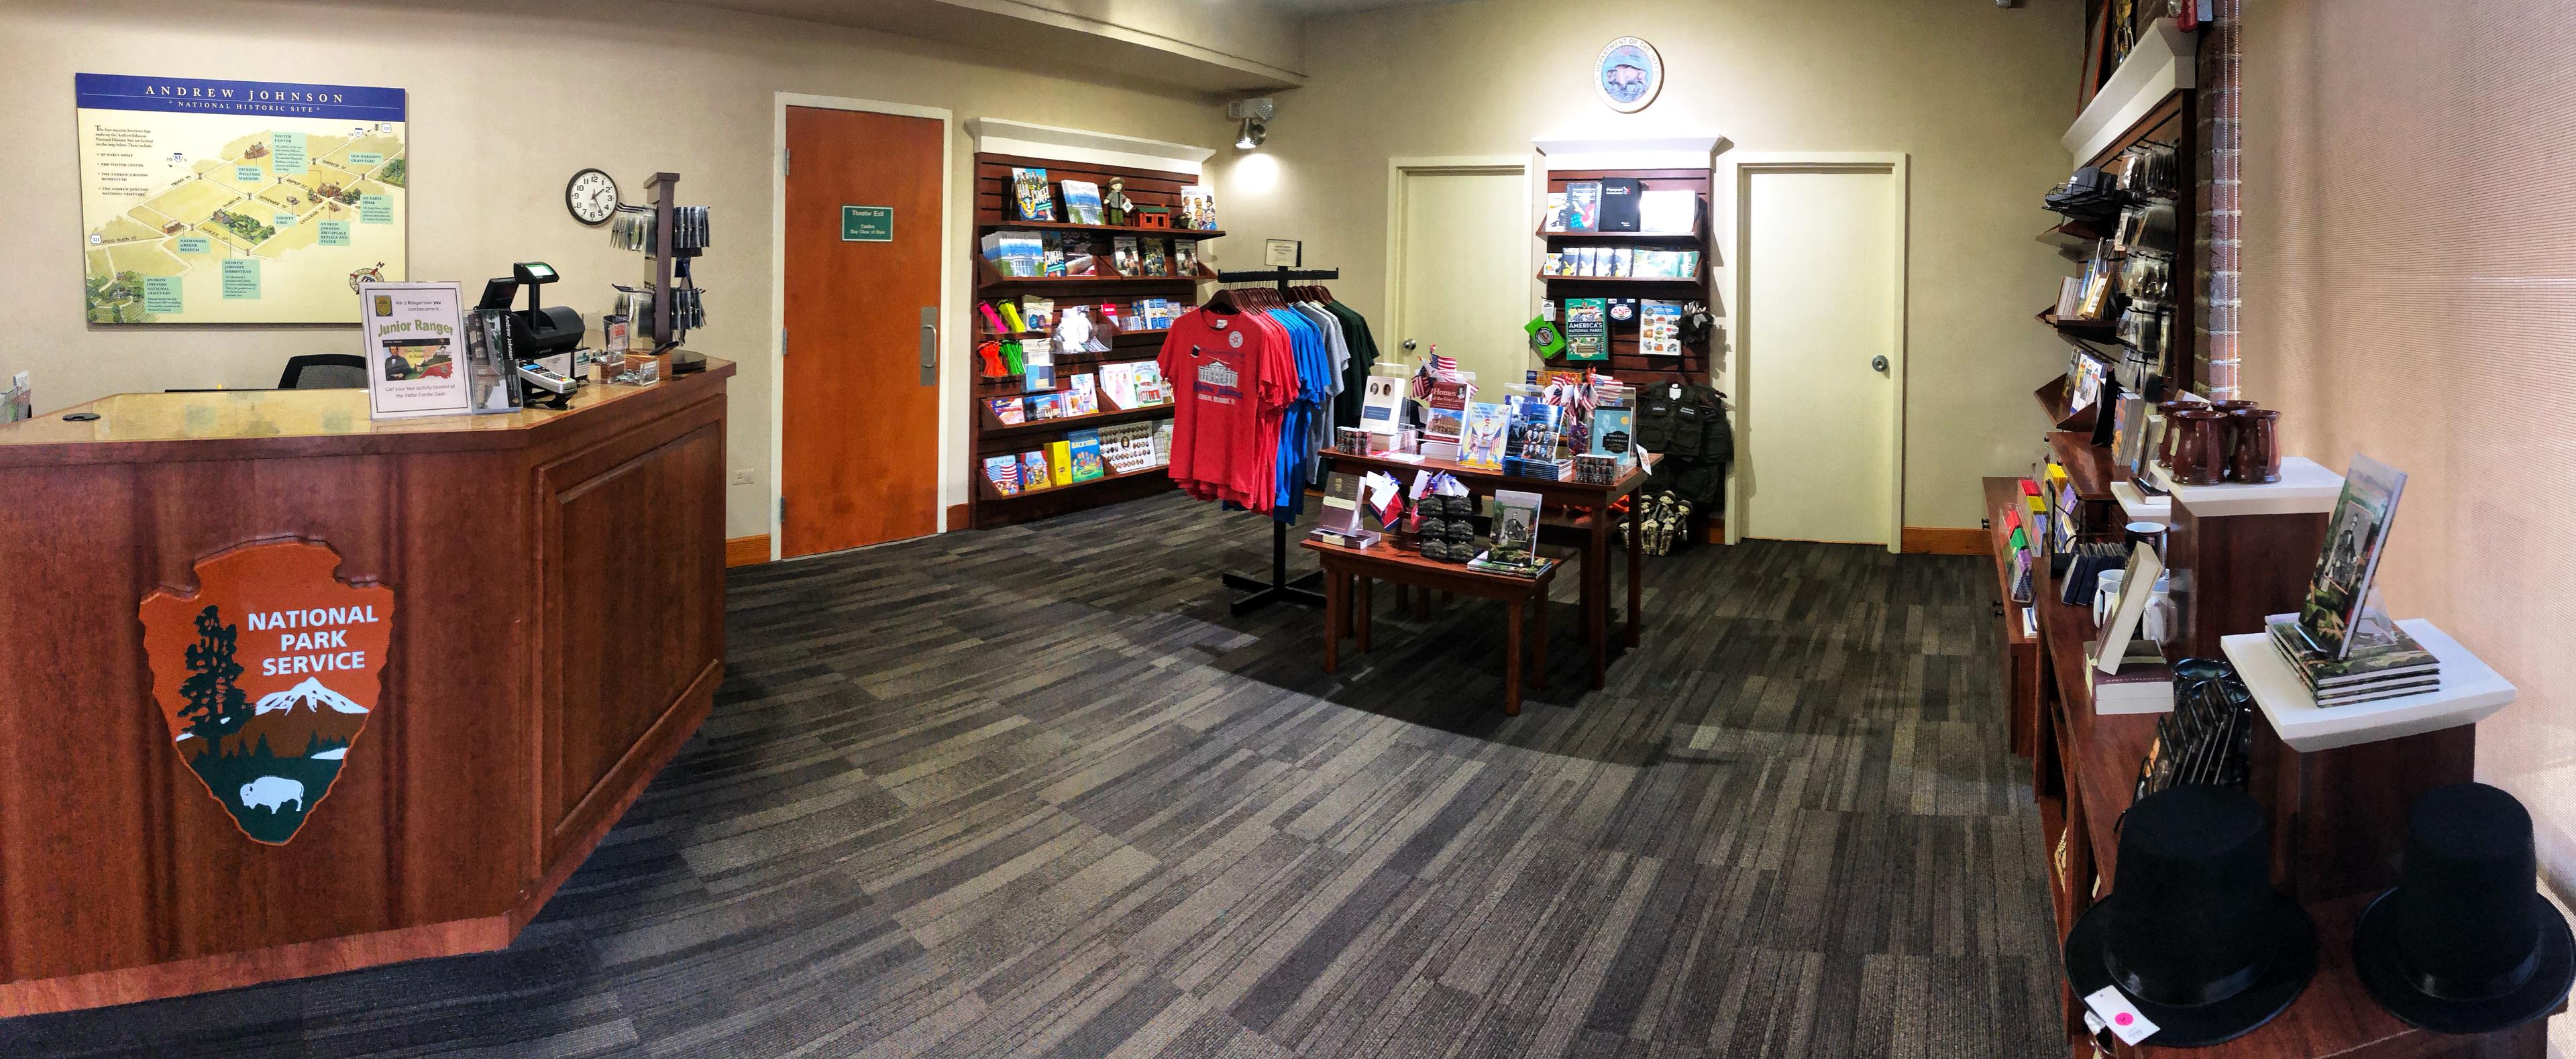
[1595, 37, 1664, 113]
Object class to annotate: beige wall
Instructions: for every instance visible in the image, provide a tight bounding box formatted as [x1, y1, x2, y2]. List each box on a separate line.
[1, 0, 1228, 540]
[2241, 0, 2576, 893]
[1210, 0, 2083, 529]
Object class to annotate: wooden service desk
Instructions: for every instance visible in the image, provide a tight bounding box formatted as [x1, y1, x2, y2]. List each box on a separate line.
[0, 359, 735, 1015]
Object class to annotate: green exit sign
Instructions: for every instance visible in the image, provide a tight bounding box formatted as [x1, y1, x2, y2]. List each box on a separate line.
[841, 205, 894, 242]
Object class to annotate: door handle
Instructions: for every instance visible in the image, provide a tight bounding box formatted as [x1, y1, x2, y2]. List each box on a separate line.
[1870, 354, 1890, 373]
[918, 307, 938, 386]
[1401, 339, 1418, 352]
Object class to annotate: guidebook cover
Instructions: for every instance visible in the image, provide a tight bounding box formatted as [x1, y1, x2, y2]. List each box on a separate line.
[1012, 167, 1055, 221]
[2296, 455, 2408, 659]
[1060, 179, 1104, 225]
[1459, 402, 1510, 469]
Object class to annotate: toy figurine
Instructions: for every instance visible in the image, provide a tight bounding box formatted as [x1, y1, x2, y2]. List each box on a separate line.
[1104, 177, 1132, 226]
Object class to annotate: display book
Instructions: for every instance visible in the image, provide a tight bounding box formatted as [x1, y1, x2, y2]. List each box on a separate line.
[979, 229, 1202, 280]
[2261, 453, 2434, 706]
[1541, 180, 1698, 235]
[983, 419, 1170, 496]
[985, 361, 1169, 423]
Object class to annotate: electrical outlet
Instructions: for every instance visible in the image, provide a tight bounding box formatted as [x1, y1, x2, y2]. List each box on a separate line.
[730, 469, 755, 486]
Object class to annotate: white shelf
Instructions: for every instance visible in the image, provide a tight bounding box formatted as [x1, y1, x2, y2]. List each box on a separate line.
[2111, 480, 2170, 525]
[2149, 455, 2343, 518]
[2063, 19, 2198, 165]
[2222, 619, 2516, 753]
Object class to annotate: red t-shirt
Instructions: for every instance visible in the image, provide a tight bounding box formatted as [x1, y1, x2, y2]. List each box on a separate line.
[1159, 307, 1293, 509]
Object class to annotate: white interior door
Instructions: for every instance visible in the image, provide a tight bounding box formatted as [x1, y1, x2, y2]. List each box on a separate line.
[1741, 167, 1900, 545]
[1392, 166, 1529, 387]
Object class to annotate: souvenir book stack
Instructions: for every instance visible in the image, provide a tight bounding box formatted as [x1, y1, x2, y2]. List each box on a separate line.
[2264, 616, 2441, 707]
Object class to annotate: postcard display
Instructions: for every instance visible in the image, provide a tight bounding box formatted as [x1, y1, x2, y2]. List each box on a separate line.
[967, 153, 1219, 528]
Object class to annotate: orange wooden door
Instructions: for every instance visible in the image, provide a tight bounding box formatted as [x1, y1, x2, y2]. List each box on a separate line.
[782, 107, 944, 557]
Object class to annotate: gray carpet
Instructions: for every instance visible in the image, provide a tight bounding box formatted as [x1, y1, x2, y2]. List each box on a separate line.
[1, 492, 2058, 1058]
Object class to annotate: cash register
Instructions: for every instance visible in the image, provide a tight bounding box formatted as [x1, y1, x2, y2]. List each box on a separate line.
[478, 262, 584, 407]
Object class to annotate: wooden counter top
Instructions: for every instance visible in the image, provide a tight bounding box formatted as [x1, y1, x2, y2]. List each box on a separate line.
[0, 357, 734, 465]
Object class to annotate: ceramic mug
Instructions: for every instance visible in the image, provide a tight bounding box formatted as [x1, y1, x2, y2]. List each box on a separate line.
[2167, 408, 2230, 485]
[2227, 408, 2282, 484]
[2154, 399, 2200, 468]
[2095, 569, 2126, 625]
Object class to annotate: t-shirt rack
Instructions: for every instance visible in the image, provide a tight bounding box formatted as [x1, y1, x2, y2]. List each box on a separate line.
[1165, 265, 1357, 616]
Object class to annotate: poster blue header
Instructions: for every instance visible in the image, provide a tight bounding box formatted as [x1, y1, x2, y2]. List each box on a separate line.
[75, 74, 405, 122]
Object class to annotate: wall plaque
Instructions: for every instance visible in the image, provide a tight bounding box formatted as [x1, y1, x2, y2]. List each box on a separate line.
[140, 541, 394, 845]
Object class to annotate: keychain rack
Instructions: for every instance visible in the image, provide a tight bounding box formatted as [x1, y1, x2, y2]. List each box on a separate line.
[1213, 266, 1342, 616]
[641, 172, 707, 374]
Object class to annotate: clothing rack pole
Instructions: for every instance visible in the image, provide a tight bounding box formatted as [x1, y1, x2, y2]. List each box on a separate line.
[1213, 265, 1340, 617]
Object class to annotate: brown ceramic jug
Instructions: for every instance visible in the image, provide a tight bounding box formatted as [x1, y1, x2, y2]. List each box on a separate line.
[2226, 407, 2282, 483]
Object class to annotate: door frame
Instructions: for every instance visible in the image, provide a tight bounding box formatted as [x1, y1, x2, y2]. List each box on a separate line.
[769, 93, 957, 563]
[1383, 155, 1536, 362]
[1719, 152, 1911, 553]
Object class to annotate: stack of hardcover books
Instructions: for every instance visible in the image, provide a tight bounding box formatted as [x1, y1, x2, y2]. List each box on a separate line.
[2264, 614, 2440, 707]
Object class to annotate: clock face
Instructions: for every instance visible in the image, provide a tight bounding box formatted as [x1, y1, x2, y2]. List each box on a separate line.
[565, 168, 618, 225]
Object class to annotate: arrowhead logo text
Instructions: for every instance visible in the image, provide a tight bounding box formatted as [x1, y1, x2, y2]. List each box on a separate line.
[139, 541, 394, 845]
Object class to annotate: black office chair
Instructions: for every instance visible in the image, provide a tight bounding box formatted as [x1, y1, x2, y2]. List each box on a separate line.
[278, 353, 368, 390]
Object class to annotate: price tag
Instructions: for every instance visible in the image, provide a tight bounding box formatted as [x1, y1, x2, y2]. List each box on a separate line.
[2082, 986, 2159, 1046]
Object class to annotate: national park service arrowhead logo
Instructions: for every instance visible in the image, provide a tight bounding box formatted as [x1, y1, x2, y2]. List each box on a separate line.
[139, 541, 393, 845]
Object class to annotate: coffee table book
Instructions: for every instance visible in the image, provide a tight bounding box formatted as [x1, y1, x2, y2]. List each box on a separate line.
[2220, 619, 2514, 753]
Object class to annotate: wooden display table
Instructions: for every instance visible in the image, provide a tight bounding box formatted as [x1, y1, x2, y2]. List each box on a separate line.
[1980, 477, 2546, 1058]
[0, 361, 734, 1015]
[1299, 538, 1558, 715]
[1319, 451, 1645, 688]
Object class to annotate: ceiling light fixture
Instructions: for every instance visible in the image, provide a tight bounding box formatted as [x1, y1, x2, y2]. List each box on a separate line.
[1227, 97, 1275, 151]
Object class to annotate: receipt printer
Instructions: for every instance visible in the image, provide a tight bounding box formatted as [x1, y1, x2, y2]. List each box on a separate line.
[494, 262, 584, 361]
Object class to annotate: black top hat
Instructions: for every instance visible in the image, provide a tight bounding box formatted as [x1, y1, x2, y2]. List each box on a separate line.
[2064, 785, 2316, 1047]
[2354, 783, 2575, 1034]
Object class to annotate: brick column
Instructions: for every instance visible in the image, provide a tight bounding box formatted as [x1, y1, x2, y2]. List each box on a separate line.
[2194, 0, 2243, 398]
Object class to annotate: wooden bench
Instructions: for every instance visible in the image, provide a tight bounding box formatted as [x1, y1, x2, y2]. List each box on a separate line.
[1299, 537, 1560, 715]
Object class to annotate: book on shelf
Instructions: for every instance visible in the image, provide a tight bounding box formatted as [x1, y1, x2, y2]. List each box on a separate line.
[2087, 639, 2175, 714]
[1173, 240, 1197, 278]
[1099, 362, 1140, 410]
[1179, 185, 1218, 231]
[1596, 178, 1642, 232]
[1018, 450, 1052, 490]
[1110, 236, 1141, 277]
[1136, 362, 1169, 405]
[1041, 233, 1067, 276]
[1067, 429, 1106, 483]
[983, 455, 1023, 496]
[988, 396, 1027, 425]
[1061, 179, 1105, 225]
[1045, 441, 1073, 486]
[2264, 613, 2438, 690]
[1562, 182, 1602, 232]
[1011, 167, 1055, 222]
[1423, 378, 1474, 441]
[1638, 190, 1699, 234]
[2296, 456, 2408, 659]
[1140, 238, 1169, 277]
[1562, 298, 1609, 361]
[981, 231, 1044, 278]
[1028, 392, 1067, 420]
[1590, 403, 1635, 463]
[1542, 192, 1568, 233]
[1458, 402, 1509, 469]
[1065, 373, 1100, 416]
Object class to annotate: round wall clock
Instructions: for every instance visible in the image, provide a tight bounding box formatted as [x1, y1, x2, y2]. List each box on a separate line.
[1595, 36, 1664, 113]
[565, 168, 619, 225]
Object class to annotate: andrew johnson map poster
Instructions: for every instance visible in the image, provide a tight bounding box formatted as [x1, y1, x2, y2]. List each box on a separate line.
[76, 74, 407, 325]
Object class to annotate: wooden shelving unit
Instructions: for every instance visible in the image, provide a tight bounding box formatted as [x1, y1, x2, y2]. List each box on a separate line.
[966, 151, 1215, 528]
[1538, 167, 1711, 386]
[2039, 90, 2198, 396]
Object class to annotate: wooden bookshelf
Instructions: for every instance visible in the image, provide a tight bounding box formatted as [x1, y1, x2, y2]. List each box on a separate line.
[1539, 167, 1712, 387]
[967, 151, 1213, 528]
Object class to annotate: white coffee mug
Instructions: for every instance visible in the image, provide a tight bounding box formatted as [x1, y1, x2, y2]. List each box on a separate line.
[2094, 569, 2126, 625]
